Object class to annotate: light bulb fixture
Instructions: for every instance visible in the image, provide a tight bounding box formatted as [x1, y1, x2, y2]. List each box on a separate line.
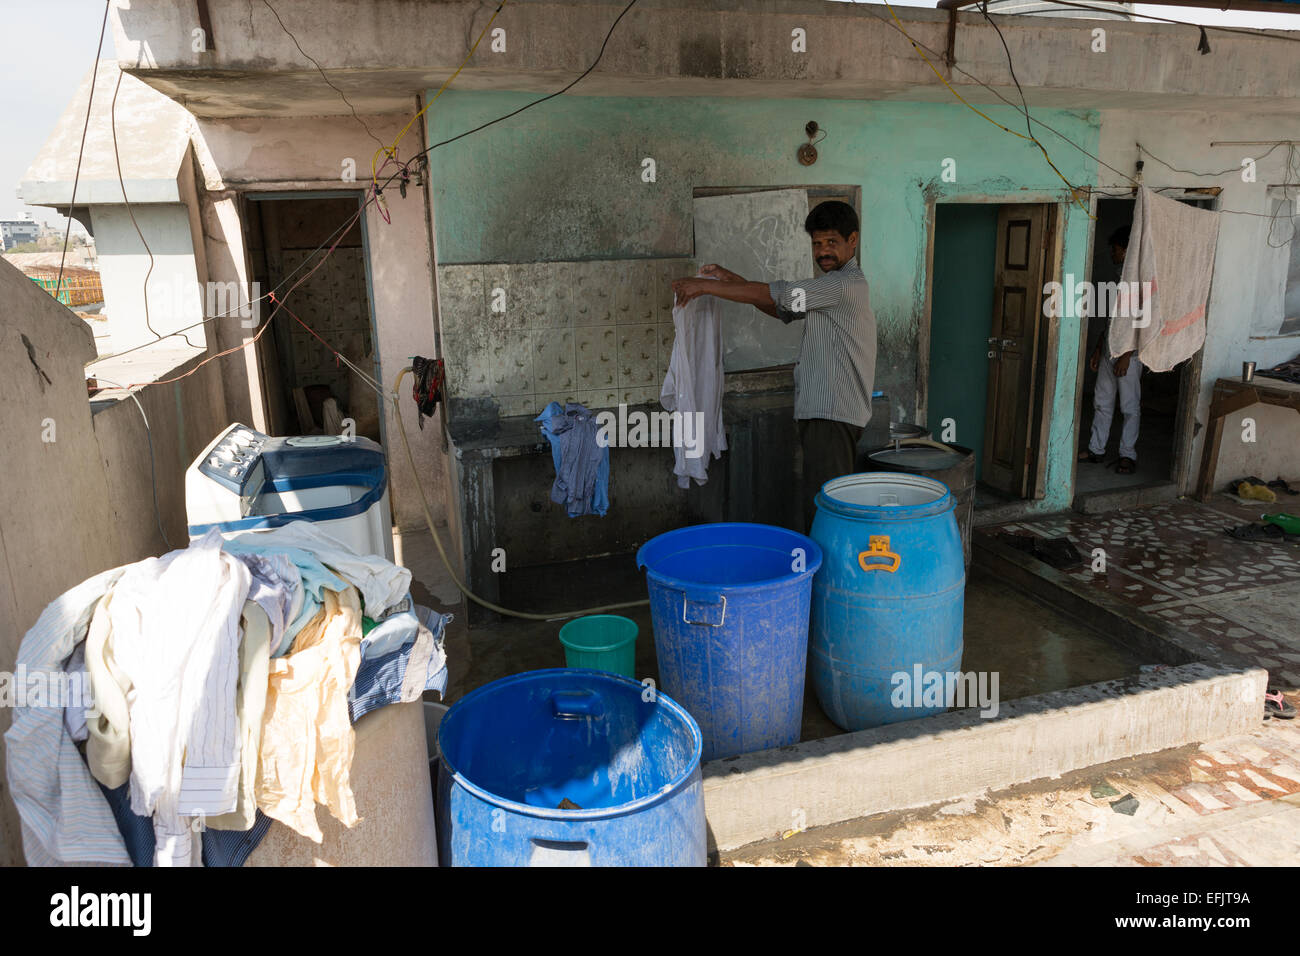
[798, 121, 825, 166]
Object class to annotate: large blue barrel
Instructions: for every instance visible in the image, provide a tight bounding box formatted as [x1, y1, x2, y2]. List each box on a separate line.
[810, 473, 965, 731]
[637, 523, 823, 761]
[437, 668, 705, 866]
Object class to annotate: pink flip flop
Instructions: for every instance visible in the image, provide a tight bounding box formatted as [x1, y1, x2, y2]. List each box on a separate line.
[1265, 688, 1296, 720]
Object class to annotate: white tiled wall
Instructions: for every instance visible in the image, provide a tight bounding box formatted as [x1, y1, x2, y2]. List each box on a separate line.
[280, 245, 375, 411]
[437, 258, 696, 418]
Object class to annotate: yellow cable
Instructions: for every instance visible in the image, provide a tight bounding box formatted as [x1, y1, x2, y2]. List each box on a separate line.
[390, 368, 648, 622]
[370, 1, 510, 185]
[881, 0, 1092, 217]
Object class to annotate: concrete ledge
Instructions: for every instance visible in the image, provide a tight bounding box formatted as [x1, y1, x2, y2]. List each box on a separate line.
[703, 662, 1265, 853]
[1073, 481, 1180, 514]
[115, 0, 1300, 117]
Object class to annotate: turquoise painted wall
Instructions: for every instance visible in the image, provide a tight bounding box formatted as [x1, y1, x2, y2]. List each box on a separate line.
[425, 92, 1099, 512]
[928, 203, 998, 481]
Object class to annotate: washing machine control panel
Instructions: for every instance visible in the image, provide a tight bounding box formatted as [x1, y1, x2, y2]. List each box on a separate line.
[196, 424, 270, 497]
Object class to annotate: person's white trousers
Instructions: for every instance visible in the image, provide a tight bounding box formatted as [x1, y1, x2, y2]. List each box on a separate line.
[1089, 354, 1143, 461]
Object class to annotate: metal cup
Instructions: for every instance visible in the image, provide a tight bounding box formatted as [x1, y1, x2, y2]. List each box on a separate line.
[1243, 361, 1256, 383]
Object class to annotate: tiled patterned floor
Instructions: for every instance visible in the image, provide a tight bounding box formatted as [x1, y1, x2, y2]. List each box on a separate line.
[981, 500, 1300, 691]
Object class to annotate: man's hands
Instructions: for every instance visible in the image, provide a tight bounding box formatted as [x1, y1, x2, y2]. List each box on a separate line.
[672, 265, 743, 305]
[670, 270, 781, 317]
[672, 277, 714, 306]
[1089, 346, 1135, 376]
[700, 263, 743, 282]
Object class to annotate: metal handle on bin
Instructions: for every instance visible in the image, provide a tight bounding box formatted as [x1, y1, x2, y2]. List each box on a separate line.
[552, 690, 605, 719]
[682, 592, 727, 628]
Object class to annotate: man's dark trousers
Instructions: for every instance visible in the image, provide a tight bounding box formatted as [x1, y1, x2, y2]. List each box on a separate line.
[798, 417, 863, 532]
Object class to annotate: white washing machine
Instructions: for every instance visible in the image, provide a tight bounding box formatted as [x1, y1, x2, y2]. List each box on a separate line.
[186, 423, 394, 560]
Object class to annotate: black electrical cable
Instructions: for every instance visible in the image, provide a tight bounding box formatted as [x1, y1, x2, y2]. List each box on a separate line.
[110, 68, 201, 349]
[90, 0, 643, 369]
[91, 377, 172, 550]
[54, 0, 111, 307]
[1139, 141, 1288, 178]
[87, 200, 369, 367]
[259, 0, 387, 150]
[415, 0, 640, 157]
[1046, 0, 1300, 43]
[979, 1, 1035, 143]
[850, 0, 1297, 230]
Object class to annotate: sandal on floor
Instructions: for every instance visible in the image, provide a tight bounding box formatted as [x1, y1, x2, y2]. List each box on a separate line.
[1265, 688, 1296, 720]
[1225, 522, 1285, 541]
[1116, 457, 1136, 474]
[1078, 450, 1103, 464]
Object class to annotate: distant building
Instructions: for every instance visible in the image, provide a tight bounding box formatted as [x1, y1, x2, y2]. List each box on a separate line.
[0, 218, 42, 251]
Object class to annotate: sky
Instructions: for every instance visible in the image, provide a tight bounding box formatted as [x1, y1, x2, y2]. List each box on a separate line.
[0, 0, 107, 227]
[1, 0, 1297, 228]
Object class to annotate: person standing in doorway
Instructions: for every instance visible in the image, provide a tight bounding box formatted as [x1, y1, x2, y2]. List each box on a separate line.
[1080, 225, 1141, 475]
[671, 201, 877, 529]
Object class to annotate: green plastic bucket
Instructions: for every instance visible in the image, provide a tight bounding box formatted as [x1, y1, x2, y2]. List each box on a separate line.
[558, 615, 638, 678]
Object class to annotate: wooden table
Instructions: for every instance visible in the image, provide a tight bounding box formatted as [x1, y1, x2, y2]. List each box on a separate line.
[1195, 375, 1300, 501]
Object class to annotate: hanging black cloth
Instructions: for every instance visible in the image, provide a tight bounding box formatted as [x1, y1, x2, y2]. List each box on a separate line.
[410, 356, 445, 430]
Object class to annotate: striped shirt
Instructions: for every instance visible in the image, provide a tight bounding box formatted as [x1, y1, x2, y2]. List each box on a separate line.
[5, 565, 134, 865]
[769, 260, 876, 427]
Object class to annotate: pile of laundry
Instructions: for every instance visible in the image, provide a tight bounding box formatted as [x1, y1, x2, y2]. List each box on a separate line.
[5, 522, 448, 867]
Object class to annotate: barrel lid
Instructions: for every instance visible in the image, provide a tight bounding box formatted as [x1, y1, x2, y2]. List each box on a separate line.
[889, 422, 930, 441]
[817, 472, 954, 519]
[867, 446, 965, 470]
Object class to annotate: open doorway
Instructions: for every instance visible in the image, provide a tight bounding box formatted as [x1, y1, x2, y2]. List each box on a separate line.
[927, 201, 1059, 509]
[243, 193, 383, 442]
[1074, 195, 1210, 502]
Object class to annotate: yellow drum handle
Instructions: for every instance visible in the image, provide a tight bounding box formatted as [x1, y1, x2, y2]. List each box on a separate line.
[858, 535, 901, 573]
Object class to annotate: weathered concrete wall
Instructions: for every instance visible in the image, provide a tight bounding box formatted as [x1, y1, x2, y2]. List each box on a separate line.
[19, 60, 192, 206]
[187, 112, 452, 534]
[111, 0, 1300, 117]
[427, 91, 1099, 511]
[1096, 110, 1300, 493]
[1213, 403, 1300, 490]
[0, 258, 228, 866]
[89, 203, 209, 353]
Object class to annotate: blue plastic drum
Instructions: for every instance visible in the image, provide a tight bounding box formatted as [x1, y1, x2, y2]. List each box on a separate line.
[436, 669, 705, 867]
[810, 473, 966, 731]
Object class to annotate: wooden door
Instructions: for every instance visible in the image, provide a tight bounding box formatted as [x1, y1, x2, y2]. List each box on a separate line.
[982, 204, 1049, 496]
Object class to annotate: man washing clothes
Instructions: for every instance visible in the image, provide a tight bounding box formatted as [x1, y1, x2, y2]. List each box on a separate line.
[671, 200, 877, 529]
[1080, 225, 1141, 475]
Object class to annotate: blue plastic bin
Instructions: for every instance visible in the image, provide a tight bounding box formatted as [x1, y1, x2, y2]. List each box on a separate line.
[810, 473, 965, 731]
[436, 669, 705, 867]
[636, 522, 823, 761]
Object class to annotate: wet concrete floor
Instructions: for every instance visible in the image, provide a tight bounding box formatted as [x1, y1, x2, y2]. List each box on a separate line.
[438, 551, 1149, 744]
